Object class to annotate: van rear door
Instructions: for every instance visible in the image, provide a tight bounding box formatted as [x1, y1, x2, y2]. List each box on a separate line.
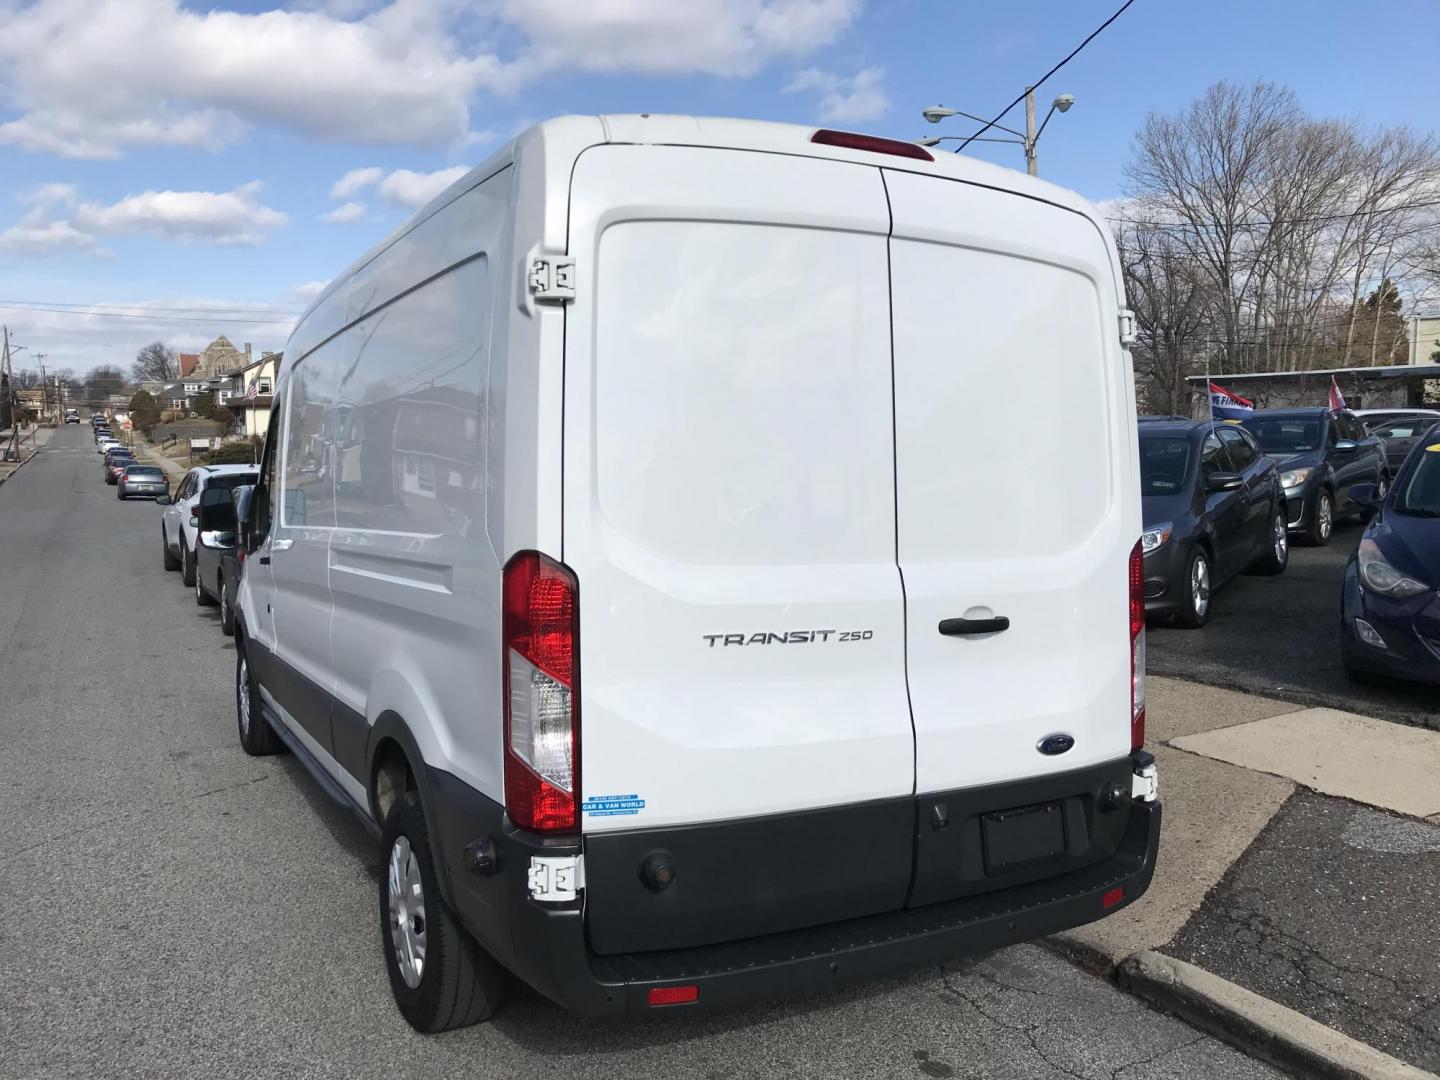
[883, 169, 1138, 905]
[563, 145, 915, 953]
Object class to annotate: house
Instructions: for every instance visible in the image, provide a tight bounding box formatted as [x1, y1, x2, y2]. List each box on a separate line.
[193, 335, 252, 379]
[1405, 315, 1440, 367]
[178, 352, 201, 378]
[220, 350, 281, 440]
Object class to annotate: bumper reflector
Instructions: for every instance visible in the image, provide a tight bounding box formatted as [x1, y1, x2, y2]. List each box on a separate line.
[1101, 886, 1125, 910]
[648, 985, 699, 1007]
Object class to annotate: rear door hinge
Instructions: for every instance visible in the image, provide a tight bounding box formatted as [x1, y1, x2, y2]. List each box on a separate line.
[527, 854, 584, 902]
[527, 255, 575, 303]
[1118, 309, 1138, 348]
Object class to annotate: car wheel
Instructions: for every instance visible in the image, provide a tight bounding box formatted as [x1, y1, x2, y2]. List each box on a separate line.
[1360, 475, 1389, 524]
[181, 542, 197, 587]
[195, 561, 215, 606]
[219, 577, 235, 636]
[162, 525, 180, 571]
[235, 642, 281, 756]
[1302, 489, 1334, 547]
[1251, 510, 1289, 576]
[380, 791, 505, 1032]
[1174, 548, 1212, 629]
[116, 487, 124, 500]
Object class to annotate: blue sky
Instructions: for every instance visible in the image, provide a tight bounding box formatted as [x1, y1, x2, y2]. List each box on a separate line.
[1, 0, 1437, 374]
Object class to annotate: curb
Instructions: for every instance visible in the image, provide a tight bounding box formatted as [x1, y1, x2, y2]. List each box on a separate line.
[1114, 950, 1436, 1080]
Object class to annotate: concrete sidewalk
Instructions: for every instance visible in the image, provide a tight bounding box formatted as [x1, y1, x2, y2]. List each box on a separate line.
[1052, 676, 1440, 1077]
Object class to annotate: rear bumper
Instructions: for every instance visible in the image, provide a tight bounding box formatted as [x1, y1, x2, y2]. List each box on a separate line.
[428, 764, 1161, 1018]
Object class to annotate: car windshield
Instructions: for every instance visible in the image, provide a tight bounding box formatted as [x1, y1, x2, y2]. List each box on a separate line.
[1139, 436, 1191, 495]
[125, 467, 164, 478]
[1395, 445, 1440, 517]
[1242, 417, 1322, 454]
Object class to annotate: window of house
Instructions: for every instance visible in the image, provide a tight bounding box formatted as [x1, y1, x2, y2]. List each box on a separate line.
[258, 379, 272, 395]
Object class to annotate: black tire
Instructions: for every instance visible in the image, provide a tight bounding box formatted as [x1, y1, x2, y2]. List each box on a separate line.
[380, 791, 505, 1032]
[181, 542, 197, 587]
[1174, 547, 1212, 629]
[235, 640, 281, 756]
[1249, 508, 1289, 576]
[195, 560, 215, 606]
[219, 576, 235, 636]
[162, 525, 180, 571]
[1301, 488, 1334, 547]
[116, 488, 124, 500]
[1359, 474, 1389, 524]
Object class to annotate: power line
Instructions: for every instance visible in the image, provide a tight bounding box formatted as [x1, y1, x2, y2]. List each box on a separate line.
[0, 301, 296, 325]
[1108, 198, 1440, 230]
[0, 298, 304, 317]
[956, 0, 1138, 153]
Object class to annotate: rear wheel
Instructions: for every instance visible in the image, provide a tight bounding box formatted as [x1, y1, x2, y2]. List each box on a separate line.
[162, 525, 180, 570]
[380, 791, 505, 1032]
[181, 542, 197, 587]
[1250, 510, 1289, 576]
[219, 576, 235, 636]
[1174, 548, 1212, 629]
[1302, 489, 1334, 547]
[195, 561, 215, 606]
[235, 642, 281, 756]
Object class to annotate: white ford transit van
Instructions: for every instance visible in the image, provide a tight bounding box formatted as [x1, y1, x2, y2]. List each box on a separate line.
[233, 115, 1160, 1031]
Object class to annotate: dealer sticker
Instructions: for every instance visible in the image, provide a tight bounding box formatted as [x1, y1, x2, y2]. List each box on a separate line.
[582, 794, 646, 817]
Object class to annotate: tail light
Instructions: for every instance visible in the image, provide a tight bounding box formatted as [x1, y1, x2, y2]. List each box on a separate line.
[1129, 540, 1146, 751]
[502, 551, 579, 833]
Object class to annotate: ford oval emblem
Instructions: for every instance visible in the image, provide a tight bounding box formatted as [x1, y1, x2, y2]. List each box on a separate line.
[1037, 733, 1074, 756]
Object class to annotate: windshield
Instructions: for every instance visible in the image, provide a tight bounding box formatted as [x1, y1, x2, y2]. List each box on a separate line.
[1139, 436, 1191, 495]
[1395, 446, 1440, 517]
[1242, 417, 1322, 454]
[125, 467, 164, 478]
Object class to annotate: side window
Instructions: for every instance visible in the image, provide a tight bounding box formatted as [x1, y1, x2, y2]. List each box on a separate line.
[1219, 428, 1256, 470]
[177, 472, 197, 501]
[1326, 419, 1340, 448]
[251, 399, 281, 546]
[1201, 433, 1232, 478]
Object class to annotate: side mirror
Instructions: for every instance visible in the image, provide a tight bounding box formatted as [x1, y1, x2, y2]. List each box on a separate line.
[1348, 483, 1380, 510]
[1335, 439, 1358, 452]
[1206, 471, 1244, 493]
[155, 494, 172, 505]
[198, 529, 236, 550]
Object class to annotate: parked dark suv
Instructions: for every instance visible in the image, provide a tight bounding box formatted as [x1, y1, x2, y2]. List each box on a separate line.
[1240, 408, 1388, 546]
[1139, 419, 1288, 627]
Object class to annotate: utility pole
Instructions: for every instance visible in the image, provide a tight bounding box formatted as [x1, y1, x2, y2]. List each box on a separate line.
[1024, 87, 1038, 176]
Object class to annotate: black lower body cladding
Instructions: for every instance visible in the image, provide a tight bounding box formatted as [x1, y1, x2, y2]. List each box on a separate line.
[427, 758, 1160, 1018]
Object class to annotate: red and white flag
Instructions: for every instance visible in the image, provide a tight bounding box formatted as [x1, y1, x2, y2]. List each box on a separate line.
[244, 379, 259, 402]
[1328, 375, 1346, 412]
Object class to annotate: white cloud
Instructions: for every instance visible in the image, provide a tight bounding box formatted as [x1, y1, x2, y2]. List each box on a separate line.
[784, 65, 888, 123]
[2, 180, 287, 253]
[290, 280, 330, 301]
[330, 167, 384, 199]
[321, 201, 367, 224]
[0, 0, 864, 159]
[377, 166, 471, 208]
[502, 0, 860, 76]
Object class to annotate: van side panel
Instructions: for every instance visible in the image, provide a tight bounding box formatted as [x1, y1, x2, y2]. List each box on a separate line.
[884, 169, 1138, 800]
[318, 173, 512, 798]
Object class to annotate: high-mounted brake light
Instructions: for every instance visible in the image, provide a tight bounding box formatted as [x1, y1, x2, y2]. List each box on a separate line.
[1129, 540, 1146, 751]
[810, 128, 934, 161]
[502, 551, 580, 833]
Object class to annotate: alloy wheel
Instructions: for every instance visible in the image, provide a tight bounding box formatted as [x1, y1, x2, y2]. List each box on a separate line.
[1273, 514, 1288, 564]
[387, 836, 427, 990]
[1191, 555, 1211, 620]
[237, 657, 251, 737]
[1318, 494, 1333, 541]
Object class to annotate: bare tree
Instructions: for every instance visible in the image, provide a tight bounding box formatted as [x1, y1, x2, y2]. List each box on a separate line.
[131, 341, 178, 384]
[81, 365, 126, 407]
[10, 368, 43, 390]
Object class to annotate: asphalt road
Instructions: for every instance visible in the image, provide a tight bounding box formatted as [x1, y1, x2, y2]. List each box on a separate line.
[1170, 792, 1440, 1072]
[0, 426, 1284, 1080]
[1149, 517, 1438, 730]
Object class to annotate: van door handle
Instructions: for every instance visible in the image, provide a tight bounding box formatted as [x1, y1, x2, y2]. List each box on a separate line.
[939, 616, 1010, 636]
[258, 556, 270, 565]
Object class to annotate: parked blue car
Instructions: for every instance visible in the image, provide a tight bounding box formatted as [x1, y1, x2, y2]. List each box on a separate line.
[1340, 423, 1440, 686]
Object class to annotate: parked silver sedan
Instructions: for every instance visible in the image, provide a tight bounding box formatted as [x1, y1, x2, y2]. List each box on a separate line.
[117, 464, 169, 500]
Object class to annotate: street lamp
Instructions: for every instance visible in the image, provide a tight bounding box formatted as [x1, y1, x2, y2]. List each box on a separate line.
[920, 90, 1075, 177]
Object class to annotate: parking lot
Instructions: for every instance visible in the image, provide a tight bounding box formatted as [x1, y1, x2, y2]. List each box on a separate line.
[0, 425, 1289, 1080]
[1149, 518, 1437, 731]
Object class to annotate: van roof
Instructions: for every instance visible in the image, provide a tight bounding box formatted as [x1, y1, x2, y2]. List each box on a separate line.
[296, 114, 1118, 333]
